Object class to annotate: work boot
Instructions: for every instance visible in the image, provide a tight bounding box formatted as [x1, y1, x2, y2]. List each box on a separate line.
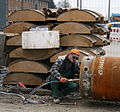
[53, 98, 60, 104]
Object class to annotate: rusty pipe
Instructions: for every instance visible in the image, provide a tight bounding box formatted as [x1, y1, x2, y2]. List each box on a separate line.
[80, 56, 120, 101]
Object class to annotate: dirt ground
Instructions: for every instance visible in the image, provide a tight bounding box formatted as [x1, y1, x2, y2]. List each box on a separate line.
[1, 41, 120, 112]
[0, 93, 120, 112]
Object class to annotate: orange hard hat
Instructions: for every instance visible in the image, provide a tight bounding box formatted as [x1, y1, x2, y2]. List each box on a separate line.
[70, 49, 80, 55]
[108, 24, 112, 27]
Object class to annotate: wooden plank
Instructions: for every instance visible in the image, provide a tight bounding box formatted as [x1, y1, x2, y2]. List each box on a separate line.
[46, 17, 57, 21]
[5, 33, 19, 37]
[60, 34, 96, 47]
[52, 22, 93, 34]
[57, 9, 100, 22]
[84, 9, 104, 23]
[98, 27, 107, 35]
[8, 9, 45, 21]
[50, 49, 91, 63]
[6, 30, 60, 47]
[96, 34, 110, 46]
[86, 34, 106, 46]
[6, 35, 22, 46]
[89, 23, 107, 35]
[50, 50, 69, 62]
[8, 60, 49, 73]
[9, 48, 59, 60]
[3, 73, 44, 85]
[104, 39, 110, 46]
[80, 47, 105, 56]
[4, 22, 35, 33]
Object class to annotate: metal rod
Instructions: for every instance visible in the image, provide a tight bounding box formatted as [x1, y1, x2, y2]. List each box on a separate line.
[80, 0, 82, 9]
[21, 0, 23, 10]
[77, 0, 79, 8]
[108, 0, 111, 21]
[59, 102, 77, 105]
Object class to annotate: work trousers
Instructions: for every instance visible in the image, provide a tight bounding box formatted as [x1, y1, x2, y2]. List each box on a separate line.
[50, 76, 78, 98]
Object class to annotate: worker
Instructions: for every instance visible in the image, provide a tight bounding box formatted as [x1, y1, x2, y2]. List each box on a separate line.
[48, 49, 80, 103]
[107, 24, 112, 39]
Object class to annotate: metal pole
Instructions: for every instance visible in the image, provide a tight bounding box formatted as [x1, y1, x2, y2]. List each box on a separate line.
[0, 0, 7, 30]
[35, 0, 38, 10]
[77, 0, 79, 8]
[80, 0, 82, 9]
[21, 0, 23, 10]
[108, 0, 111, 21]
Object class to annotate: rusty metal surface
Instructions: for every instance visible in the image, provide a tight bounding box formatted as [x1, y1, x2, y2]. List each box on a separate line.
[80, 56, 94, 98]
[80, 56, 120, 101]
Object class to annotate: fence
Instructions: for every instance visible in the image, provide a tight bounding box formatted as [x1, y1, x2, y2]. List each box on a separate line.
[77, 0, 120, 19]
[103, 41, 120, 57]
[78, 0, 120, 57]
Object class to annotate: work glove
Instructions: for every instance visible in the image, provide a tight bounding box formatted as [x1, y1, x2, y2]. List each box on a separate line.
[59, 77, 68, 83]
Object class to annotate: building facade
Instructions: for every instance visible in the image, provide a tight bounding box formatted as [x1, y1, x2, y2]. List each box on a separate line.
[8, 0, 49, 15]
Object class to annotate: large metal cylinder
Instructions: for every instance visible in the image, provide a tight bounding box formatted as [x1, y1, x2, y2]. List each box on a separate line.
[80, 56, 120, 101]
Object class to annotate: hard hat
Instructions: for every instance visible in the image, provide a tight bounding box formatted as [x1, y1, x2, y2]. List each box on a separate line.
[108, 24, 112, 27]
[70, 49, 80, 55]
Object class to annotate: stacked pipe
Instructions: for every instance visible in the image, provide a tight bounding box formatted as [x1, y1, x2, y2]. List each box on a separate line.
[3, 8, 110, 86]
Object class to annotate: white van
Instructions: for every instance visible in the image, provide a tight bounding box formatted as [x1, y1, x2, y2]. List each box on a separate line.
[108, 22, 120, 41]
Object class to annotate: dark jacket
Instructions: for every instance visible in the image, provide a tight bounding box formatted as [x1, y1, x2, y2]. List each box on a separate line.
[49, 55, 80, 80]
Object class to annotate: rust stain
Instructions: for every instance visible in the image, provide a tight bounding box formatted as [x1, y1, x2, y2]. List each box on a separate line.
[80, 56, 120, 101]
